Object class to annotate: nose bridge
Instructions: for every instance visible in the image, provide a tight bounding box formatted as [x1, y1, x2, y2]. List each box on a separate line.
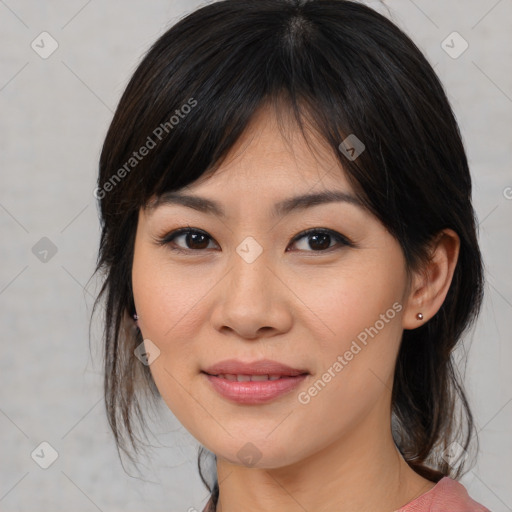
[211, 235, 286, 337]
[228, 235, 272, 305]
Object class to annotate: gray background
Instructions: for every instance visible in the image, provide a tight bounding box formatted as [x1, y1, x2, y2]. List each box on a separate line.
[0, 0, 511, 511]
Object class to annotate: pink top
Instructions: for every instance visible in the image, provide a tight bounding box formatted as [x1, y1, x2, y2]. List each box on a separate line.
[203, 477, 491, 512]
[395, 477, 491, 512]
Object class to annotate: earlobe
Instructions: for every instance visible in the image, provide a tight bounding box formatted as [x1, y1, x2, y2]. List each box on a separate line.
[402, 229, 460, 330]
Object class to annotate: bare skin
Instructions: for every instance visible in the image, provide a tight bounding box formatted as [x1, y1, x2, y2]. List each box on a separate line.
[132, 103, 460, 512]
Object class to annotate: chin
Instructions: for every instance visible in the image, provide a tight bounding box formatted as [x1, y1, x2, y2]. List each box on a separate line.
[203, 435, 304, 470]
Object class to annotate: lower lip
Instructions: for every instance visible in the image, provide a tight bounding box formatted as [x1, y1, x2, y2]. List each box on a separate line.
[203, 373, 308, 404]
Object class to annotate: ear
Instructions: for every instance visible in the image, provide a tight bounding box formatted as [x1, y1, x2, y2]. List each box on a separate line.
[402, 228, 460, 329]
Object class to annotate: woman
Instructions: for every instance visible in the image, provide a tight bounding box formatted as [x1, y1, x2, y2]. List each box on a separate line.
[92, 1, 490, 510]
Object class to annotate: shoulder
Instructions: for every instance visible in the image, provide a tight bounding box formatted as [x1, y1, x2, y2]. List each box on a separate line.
[397, 476, 492, 512]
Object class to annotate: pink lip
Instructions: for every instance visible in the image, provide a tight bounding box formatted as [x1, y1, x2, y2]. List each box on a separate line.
[201, 358, 309, 405]
[203, 373, 308, 404]
[202, 358, 308, 377]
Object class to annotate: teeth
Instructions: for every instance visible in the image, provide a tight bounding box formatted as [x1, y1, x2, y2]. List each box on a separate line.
[216, 374, 285, 381]
[250, 375, 269, 381]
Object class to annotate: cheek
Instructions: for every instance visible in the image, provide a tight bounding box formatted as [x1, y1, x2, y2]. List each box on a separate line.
[291, 257, 405, 412]
[290, 254, 405, 354]
[131, 260, 200, 433]
[132, 243, 207, 346]
[131, 248, 218, 414]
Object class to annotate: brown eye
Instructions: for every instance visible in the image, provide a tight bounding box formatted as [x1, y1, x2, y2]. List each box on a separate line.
[288, 229, 353, 253]
[158, 228, 217, 252]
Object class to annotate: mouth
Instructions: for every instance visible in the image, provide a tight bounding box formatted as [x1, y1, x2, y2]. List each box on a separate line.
[202, 373, 309, 404]
[203, 373, 303, 381]
[200, 359, 309, 404]
[202, 358, 309, 378]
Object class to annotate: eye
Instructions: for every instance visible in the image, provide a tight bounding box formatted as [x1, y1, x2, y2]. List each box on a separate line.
[288, 228, 354, 252]
[155, 227, 218, 252]
[154, 227, 354, 254]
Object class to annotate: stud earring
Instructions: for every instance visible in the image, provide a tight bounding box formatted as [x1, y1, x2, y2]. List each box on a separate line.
[416, 312, 424, 321]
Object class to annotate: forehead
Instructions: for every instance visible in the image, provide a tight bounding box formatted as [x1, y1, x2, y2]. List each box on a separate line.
[179, 104, 353, 195]
[143, 102, 367, 223]
[144, 123, 365, 222]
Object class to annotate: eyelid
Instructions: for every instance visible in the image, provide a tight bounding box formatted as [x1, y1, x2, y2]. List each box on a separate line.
[289, 228, 355, 249]
[153, 226, 355, 253]
[153, 226, 216, 250]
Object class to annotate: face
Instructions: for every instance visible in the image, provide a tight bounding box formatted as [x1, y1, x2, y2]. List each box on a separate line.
[132, 104, 412, 469]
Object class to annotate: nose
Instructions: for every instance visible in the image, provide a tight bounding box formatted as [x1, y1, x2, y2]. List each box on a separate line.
[209, 245, 293, 340]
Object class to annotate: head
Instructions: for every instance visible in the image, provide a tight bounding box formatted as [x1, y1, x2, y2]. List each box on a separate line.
[92, 0, 484, 501]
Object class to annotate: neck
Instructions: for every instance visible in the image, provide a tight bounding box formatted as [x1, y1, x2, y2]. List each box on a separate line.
[214, 407, 435, 512]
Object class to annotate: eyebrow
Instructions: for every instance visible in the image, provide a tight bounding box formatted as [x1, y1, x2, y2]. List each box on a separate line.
[146, 189, 365, 218]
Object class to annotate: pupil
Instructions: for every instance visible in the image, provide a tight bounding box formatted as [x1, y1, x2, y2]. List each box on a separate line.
[188, 233, 209, 249]
[310, 233, 330, 250]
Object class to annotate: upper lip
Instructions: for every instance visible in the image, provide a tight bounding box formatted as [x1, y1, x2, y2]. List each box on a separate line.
[202, 359, 309, 377]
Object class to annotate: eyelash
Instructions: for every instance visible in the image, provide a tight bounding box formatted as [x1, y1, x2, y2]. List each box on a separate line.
[154, 226, 355, 255]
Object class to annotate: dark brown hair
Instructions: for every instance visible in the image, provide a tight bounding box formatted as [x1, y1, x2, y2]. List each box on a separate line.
[91, 0, 484, 508]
